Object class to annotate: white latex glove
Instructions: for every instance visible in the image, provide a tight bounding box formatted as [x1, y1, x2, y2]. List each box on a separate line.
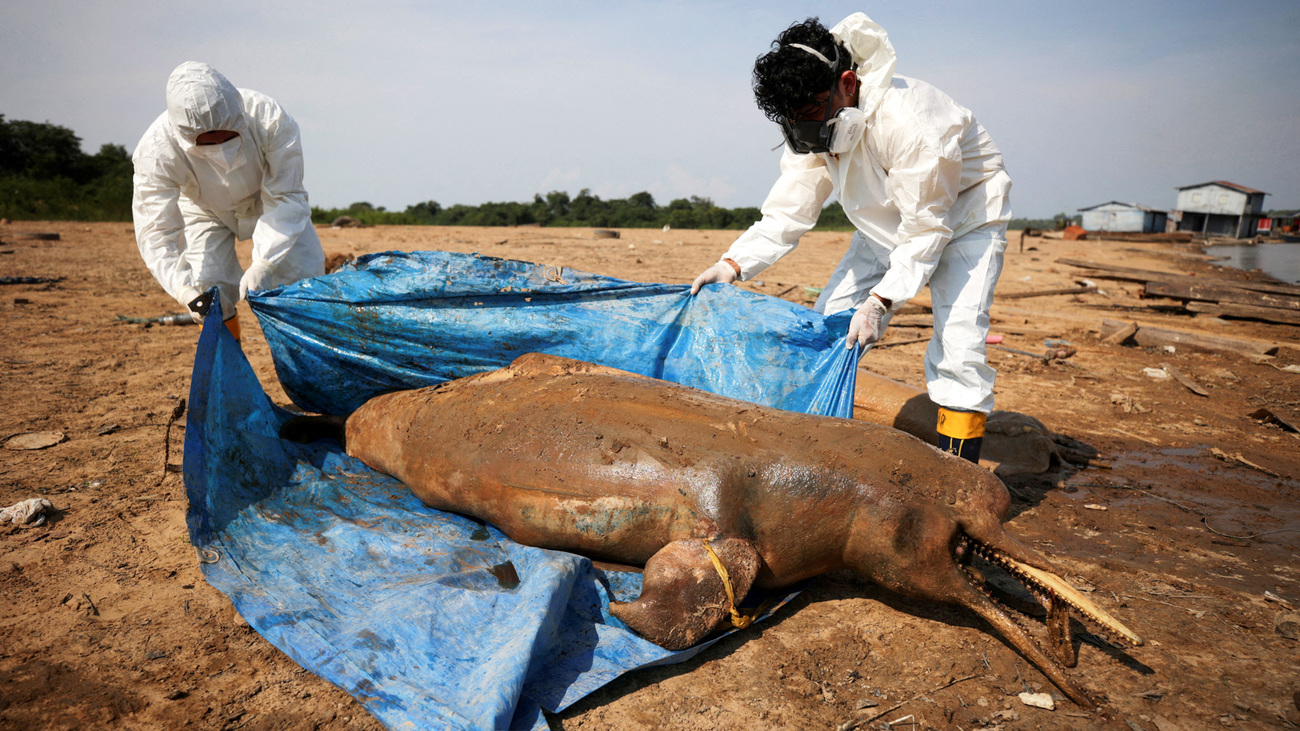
[176, 285, 205, 323]
[239, 260, 276, 301]
[689, 261, 738, 295]
[846, 296, 889, 350]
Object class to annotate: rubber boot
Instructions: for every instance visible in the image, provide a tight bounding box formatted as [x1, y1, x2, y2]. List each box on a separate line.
[936, 407, 985, 463]
[223, 313, 241, 342]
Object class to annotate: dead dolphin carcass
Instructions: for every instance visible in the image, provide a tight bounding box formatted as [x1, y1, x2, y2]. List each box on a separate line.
[281, 353, 1141, 708]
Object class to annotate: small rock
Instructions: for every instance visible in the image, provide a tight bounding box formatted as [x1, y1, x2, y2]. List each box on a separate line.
[1142, 367, 1170, 380]
[1275, 612, 1300, 640]
[1084, 503, 1107, 511]
[1019, 691, 1056, 710]
[855, 697, 879, 709]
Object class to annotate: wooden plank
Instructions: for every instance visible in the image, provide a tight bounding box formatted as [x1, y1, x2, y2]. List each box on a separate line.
[1057, 257, 1300, 296]
[1185, 301, 1300, 326]
[1102, 319, 1279, 356]
[995, 284, 1097, 300]
[1160, 362, 1209, 397]
[1100, 321, 1138, 345]
[1143, 280, 1300, 311]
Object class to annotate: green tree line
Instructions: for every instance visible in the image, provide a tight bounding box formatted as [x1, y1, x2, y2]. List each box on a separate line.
[2, 115, 1056, 230]
[0, 115, 134, 221]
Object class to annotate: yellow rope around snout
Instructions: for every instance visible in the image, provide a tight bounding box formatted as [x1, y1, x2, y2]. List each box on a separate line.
[703, 540, 753, 629]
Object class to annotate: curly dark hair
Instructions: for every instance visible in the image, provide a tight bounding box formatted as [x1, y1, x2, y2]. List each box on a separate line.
[752, 18, 855, 123]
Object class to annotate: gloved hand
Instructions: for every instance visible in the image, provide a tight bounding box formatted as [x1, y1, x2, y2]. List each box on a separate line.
[846, 295, 889, 350]
[690, 260, 738, 295]
[176, 285, 205, 323]
[239, 260, 276, 300]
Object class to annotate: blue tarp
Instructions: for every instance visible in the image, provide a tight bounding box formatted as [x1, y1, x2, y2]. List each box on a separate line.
[184, 251, 861, 730]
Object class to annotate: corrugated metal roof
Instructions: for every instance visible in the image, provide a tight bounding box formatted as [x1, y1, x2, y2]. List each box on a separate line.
[1175, 181, 1269, 195]
[1077, 201, 1167, 213]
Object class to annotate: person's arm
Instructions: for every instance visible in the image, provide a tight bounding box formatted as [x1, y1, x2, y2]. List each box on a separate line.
[868, 133, 962, 308]
[248, 98, 312, 270]
[132, 149, 197, 306]
[722, 147, 834, 281]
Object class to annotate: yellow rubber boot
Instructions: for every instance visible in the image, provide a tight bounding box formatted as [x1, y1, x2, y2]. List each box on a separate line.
[223, 313, 242, 342]
[936, 407, 986, 463]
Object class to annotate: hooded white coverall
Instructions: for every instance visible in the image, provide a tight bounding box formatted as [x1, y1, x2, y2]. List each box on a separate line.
[132, 62, 324, 321]
[721, 13, 1012, 414]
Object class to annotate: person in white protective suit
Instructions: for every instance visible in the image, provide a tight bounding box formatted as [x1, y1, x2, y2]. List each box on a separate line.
[691, 14, 1012, 464]
[132, 61, 325, 340]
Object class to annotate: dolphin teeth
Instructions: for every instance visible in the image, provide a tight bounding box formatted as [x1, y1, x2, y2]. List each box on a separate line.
[965, 535, 1143, 648]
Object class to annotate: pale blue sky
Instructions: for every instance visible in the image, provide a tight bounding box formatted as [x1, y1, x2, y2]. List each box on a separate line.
[2, 1, 1297, 217]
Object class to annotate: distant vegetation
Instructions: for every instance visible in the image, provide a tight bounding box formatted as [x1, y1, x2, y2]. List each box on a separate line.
[0, 115, 133, 221]
[314, 193, 784, 231]
[1, 115, 1083, 232]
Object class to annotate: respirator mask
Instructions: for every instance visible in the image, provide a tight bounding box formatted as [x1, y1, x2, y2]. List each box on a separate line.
[779, 43, 866, 156]
[187, 134, 244, 173]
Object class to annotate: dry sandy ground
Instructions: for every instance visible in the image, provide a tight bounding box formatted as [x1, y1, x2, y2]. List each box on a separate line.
[1, 220, 1298, 730]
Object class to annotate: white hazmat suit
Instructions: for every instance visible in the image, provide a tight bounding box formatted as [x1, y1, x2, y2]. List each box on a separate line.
[132, 62, 324, 323]
[719, 13, 1011, 414]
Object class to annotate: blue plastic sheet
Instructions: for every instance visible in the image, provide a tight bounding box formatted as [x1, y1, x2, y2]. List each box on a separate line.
[185, 252, 861, 730]
[250, 251, 858, 418]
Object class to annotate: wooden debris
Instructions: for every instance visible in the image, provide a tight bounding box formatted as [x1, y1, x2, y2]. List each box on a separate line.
[1059, 258, 1300, 297]
[1185, 300, 1300, 326]
[1143, 280, 1300, 311]
[1160, 363, 1209, 397]
[1249, 408, 1298, 434]
[1101, 321, 1138, 345]
[874, 336, 932, 349]
[1209, 447, 1279, 477]
[1100, 319, 1279, 357]
[996, 284, 1097, 300]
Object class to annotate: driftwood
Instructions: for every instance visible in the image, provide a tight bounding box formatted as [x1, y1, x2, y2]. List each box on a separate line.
[1185, 301, 1300, 326]
[1057, 258, 1300, 298]
[1101, 321, 1139, 345]
[1143, 281, 1300, 312]
[995, 284, 1097, 300]
[1100, 319, 1280, 357]
[1160, 363, 1209, 397]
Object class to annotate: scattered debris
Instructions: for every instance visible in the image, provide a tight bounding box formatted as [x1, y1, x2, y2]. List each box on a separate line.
[1100, 319, 1280, 357]
[1018, 691, 1056, 710]
[989, 343, 1074, 362]
[0, 276, 61, 285]
[1275, 612, 1300, 640]
[1062, 225, 1088, 241]
[996, 283, 1097, 300]
[1101, 321, 1139, 345]
[1160, 363, 1209, 397]
[0, 497, 56, 526]
[116, 313, 197, 326]
[1249, 408, 1299, 433]
[1208, 447, 1279, 478]
[4, 430, 66, 450]
[1110, 393, 1149, 413]
[161, 399, 187, 483]
[1264, 591, 1295, 611]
